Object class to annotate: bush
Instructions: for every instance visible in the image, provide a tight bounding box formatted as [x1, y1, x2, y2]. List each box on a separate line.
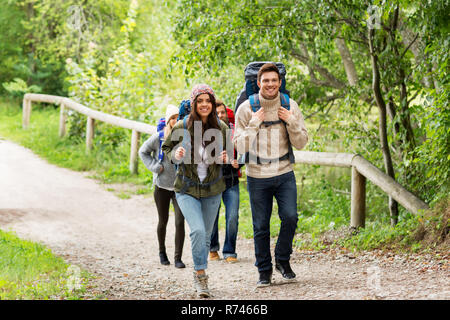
[2, 78, 42, 100]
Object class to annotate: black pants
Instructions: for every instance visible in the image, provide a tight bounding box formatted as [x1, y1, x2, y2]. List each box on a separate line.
[154, 185, 185, 261]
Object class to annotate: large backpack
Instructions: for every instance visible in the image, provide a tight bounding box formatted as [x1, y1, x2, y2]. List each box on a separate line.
[234, 61, 295, 164]
[177, 99, 191, 121]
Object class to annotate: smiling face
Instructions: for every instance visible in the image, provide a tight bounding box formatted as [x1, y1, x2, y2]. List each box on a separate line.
[257, 71, 281, 100]
[168, 115, 178, 127]
[195, 93, 213, 122]
[216, 104, 228, 123]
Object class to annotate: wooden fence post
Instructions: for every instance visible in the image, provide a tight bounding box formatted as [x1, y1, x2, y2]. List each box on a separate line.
[86, 117, 95, 151]
[59, 103, 67, 138]
[129, 130, 140, 174]
[22, 98, 31, 129]
[351, 166, 366, 228]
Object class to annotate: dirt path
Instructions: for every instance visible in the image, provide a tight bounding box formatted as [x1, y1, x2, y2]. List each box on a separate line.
[0, 139, 448, 300]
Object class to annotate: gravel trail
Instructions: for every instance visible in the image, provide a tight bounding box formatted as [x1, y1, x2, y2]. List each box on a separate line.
[0, 139, 448, 300]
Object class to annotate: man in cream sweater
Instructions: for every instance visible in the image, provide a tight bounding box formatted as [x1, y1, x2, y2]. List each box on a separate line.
[233, 63, 308, 287]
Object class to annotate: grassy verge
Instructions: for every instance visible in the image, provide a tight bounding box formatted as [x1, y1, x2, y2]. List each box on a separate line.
[1, 97, 447, 254]
[0, 229, 94, 300]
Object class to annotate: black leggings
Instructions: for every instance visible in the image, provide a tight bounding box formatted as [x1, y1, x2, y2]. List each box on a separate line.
[154, 185, 185, 260]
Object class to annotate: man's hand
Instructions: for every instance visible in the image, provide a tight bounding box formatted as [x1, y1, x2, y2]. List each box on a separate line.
[252, 108, 265, 122]
[174, 147, 186, 160]
[278, 107, 292, 122]
[231, 159, 239, 169]
[159, 165, 164, 174]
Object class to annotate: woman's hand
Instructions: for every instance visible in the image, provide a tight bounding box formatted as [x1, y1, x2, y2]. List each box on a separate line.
[175, 147, 186, 161]
[231, 159, 239, 169]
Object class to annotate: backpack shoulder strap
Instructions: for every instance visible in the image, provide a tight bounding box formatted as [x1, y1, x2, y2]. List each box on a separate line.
[280, 92, 290, 110]
[158, 130, 165, 162]
[182, 115, 190, 152]
[249, 94, 260, 112]
[280, 93, 295, 163]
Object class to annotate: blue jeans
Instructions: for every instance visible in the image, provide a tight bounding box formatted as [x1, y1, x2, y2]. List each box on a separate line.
[175, 192, 222, 271]
[247, 171, 298, 272]
[210, 183, 240, 258]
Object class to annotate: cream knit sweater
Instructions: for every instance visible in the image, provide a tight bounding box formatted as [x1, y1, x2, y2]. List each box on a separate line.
[233, 92, 308, 178]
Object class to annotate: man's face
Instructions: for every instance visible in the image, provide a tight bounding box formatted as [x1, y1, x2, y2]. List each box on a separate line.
[258, 71, 281, 99]
[216, 105, 228, 122]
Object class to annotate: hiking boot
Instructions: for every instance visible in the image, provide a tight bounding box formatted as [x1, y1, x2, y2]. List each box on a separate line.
[174, 259, 186, 269]
[275, 259, 296, 281]
[257, 269, 272, 288]
[193, 272, 210, 298]
[209, 251, 220, 261]
[225, 256, 238, 263]
[159, 252, 170, 266]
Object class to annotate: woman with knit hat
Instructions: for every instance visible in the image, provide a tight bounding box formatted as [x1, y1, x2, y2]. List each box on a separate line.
[139, 104, 186, 269]
[162, 84, 230, 298]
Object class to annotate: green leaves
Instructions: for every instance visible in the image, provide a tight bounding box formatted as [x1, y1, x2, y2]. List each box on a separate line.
[2, 78, 42, 98]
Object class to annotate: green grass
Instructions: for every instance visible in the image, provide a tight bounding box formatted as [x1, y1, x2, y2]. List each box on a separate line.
[0, 229, 93, 300]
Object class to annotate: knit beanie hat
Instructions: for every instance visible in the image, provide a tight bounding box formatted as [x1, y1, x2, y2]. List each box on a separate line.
[190, 84, 216, 106]
[165, 104, 179, 123]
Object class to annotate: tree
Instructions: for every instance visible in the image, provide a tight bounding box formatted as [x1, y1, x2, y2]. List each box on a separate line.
[1, 0, 129, 95]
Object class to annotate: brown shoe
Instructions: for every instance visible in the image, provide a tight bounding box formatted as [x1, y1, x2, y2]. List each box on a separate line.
[209, 251, 220, 261]
[225, 256, 238, 263]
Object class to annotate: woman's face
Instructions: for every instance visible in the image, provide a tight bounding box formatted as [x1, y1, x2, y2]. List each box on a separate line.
[169, 115, 178, 127]
[195, 93, 213, 121]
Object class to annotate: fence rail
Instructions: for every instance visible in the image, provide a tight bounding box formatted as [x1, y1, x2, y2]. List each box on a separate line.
[23, 93, 156, 174]
[22, 94, 430, 228]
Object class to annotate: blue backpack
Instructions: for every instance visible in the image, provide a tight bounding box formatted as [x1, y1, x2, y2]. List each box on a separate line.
[177, 99, 191, 121]
[156, 117, 166, 162]
[234, 61, 295, 164]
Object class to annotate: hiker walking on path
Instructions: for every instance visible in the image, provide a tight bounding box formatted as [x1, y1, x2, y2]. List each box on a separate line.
[233, 63, 308, 287]
[139, 104, 186, 269]
[209, 100, 242, 263]
[162, 84, 230, 298]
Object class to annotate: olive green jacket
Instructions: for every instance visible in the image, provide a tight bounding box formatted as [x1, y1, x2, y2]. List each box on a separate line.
[161, 119, 229, 199]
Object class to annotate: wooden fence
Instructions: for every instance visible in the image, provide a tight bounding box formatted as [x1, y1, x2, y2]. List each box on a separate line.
[23, 93, 156, 174]
[22, 93, 430, 228]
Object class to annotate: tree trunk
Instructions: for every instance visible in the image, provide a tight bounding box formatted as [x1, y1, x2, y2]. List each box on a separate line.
[335, 37, 358, 86]
[26, 1, 36, 86]
[368, 28, 399, 226]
